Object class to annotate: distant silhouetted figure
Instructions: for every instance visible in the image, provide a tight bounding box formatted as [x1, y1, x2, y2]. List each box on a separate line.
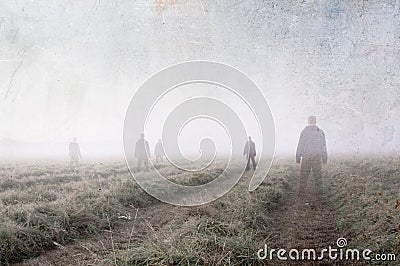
[154, 139, 164, 162]
[135, 133, 150, 171]
[296, 116, 327, 204]
[69, 137, 81, 166]
[243, 136, 256, 171]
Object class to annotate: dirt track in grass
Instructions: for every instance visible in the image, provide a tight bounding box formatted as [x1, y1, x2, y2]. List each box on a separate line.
[267, 191, 352, 265]
[14, 160, 394, 266]
[14, 203, 174, 266]
[15, 190, 361, 266]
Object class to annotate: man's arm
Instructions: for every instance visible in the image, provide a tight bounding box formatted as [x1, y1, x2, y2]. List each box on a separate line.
[243, 142, 248, 156]
[321, 132, 327, 164]
[296, 130, 305, 163]
[145, 141, 150, 157]
[134, 141, 138, 158]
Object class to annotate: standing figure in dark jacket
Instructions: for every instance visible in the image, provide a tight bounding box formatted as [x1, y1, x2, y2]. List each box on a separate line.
[243, 136, 257, 171]
[296, 116, 327, 202]
[69, 137, 81, 167]
[135, 133, 150, 171]
[154, 139, 164, 162]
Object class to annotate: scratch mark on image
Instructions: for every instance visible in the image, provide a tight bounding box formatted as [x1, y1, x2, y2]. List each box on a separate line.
[12, 28, 19, 43]
[0, 17, 5, 31]
[4, 50, 26, 100]
[198, 0, 206, 16]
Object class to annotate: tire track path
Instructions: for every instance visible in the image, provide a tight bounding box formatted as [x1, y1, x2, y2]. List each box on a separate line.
[267, 178, 363, 265]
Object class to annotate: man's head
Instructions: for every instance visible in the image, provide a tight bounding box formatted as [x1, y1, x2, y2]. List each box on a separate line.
[158, 139, 161, 143]
[308, 116, 317, 125]
[140, 133, 145, 139]
[72, 137, 77, 142]
[248, 136, 252, 140]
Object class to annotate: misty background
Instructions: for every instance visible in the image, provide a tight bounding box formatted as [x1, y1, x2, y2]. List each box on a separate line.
[1, 0, 399, 160]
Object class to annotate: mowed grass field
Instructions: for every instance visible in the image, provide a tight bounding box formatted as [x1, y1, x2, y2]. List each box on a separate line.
[0, 158, 399, 265]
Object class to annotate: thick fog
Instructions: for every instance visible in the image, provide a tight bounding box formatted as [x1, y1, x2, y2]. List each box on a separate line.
[1, 0, 399, 159]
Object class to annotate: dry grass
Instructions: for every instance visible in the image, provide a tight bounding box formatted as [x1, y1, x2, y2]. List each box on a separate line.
[115, 164, 296, 265]
[0, 161, 155, 264]
[0, 158, 399, 265]
[328, 158, 400, 265]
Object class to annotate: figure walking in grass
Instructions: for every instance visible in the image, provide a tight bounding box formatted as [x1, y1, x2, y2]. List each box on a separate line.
[135, 133, 150, 171]
[243, 136, 257, 171]
[296, 116, 328, 205]
[69, 137, 81, 167]
[154, 139, 165, 163]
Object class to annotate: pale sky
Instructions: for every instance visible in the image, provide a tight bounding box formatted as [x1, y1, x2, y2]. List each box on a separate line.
[1, 0, 399, 158]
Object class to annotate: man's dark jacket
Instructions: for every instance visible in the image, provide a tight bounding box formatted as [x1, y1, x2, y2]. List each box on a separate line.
[243, 140, 256, 157]
[135, 138, 150, 159]
[296, 125, 327, 163]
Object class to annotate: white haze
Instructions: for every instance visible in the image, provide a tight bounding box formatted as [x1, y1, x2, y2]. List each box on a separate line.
[1, 0, 399, 160]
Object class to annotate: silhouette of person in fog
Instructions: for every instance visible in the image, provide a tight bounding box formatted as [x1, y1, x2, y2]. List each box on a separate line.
[296, 116, 327, 204]
[135, 133, 150, 171]
[243, 136, 257, 171]
[69, 137, 81, 166]
[154, 139, 164, 162]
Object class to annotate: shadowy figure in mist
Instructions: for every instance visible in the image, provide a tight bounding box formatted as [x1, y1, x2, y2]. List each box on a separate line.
[69, 137, 81, 167]
[154, 139, 165, 163]
[135, 133, 150, 171]
[296, 116, 327, 205]
[243, 136, 257, 171]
